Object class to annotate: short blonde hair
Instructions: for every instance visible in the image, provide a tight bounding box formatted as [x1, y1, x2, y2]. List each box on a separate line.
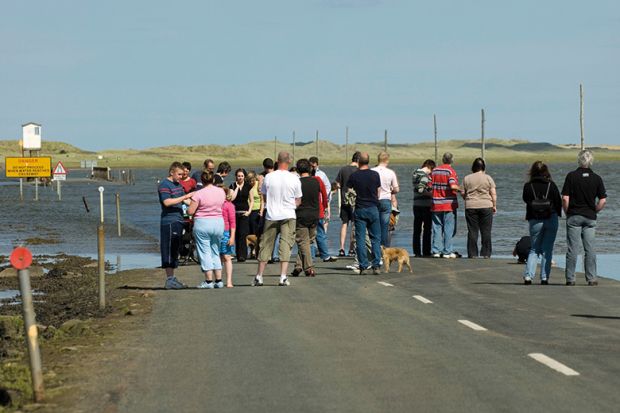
[378, 152, 390, 163]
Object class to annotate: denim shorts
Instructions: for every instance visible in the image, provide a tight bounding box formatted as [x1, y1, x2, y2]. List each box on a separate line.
[220, 230, 235, 256]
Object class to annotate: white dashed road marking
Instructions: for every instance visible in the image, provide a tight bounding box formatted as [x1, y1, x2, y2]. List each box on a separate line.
[458, 320, 488, 331]
[528, 353, 580, 376]
[412, 295, 433, 304]
[377, 281, 394, 287]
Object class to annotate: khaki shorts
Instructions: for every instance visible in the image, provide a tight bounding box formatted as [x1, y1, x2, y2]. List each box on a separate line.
[258, 218, 296, 263]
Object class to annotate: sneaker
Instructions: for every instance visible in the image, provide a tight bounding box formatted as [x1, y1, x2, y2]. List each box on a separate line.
[588, 281, 598, 286]
[272, 257, 281, 263]
[323, 256, 338, 263]
[432, 253, 441, 258]
[541, 279, 549, 285]
[372, 267, 381, 275]
[348, 249, 356, 257]
[278, 277, 290, 286]
[252, 276, 264, 287]
[338, 249, 346, 257]
[524, 277, 532, 285]
[305, 268, 316, 277]
[291, 267, 303, 277]
[197, 280, 214, 289]
[566, 281, 576, 286]
[214, 280, 224, 289]
[165, 277, 187, 289]
[443, 253, 457, 259]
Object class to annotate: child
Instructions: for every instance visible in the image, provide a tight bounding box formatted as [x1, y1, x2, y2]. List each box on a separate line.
[221, 188, 237, 287]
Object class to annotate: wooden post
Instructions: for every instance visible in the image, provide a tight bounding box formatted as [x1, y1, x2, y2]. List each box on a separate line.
[315, 130, 319, 157]
[345, 126, 349, 163]
[384, 129, 388, 152]
[17, 266, 45, 402]
[34, 178, 39, 201]
[98, 186, 105, 224]
[292, 130, 296, 163]
[19, 178, 24, 201]
[57, 179, 61, 201]
[481, 108, 486, 160]
[580, 84, 585, 150]
[97, 224, 105, 309]
[433, 114, 438, 163]
[115, 193, 121, 237]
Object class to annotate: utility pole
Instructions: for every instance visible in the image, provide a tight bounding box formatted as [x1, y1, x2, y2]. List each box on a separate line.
[345, 126, 349, 163]
[315, 130, 319, 157]
[433, 114, 438, 163]
[292, 130, 296, 162]
[384, 129, 388, 152]
[481, 109, 486, 160]
[580, 84, 585, 150]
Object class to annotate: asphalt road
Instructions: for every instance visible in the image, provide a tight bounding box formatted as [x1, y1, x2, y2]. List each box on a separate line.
[119, 257, 620, 413]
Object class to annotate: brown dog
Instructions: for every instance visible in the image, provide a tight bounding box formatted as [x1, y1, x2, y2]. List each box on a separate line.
[381, 246, 413, 273]
[246, 234, 258, 259]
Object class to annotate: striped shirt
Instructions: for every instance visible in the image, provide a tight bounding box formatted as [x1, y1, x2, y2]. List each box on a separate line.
[431, 164, 459, 212]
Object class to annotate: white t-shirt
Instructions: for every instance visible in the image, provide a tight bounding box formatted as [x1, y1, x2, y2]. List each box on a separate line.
[261, 169, 302, 221]
[371, 165, 399, 200]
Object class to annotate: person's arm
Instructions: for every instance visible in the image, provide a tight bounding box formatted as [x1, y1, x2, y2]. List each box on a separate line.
[391, 173, 400, 195]
[596, 177, 607, 213]
[562, 195, 570, 214]
[245, 188, 253, 216]
[229, 183, 239, 201]
[490, 187, 497, 213]
[187, 199, 199, 216]
[596, 198, 607, 212]
[295, 197, 302, 207]
[228, 206, 236, 245]
[162, 191, 193, 207]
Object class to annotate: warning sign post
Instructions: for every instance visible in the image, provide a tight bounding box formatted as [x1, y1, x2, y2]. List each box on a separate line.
[5, 157, 51, 178]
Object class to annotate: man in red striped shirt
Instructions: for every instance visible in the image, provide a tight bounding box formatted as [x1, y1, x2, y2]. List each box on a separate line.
[431, 152, 460, 258]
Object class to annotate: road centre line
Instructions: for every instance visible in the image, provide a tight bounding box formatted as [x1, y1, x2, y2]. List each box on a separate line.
[458, 319, 488, 331]
[528, 353, 580, 376]
[377, 281, 394, 287]
[412, 295, 433, 304]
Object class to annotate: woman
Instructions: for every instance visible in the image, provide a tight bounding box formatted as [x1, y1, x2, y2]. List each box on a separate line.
[412, 159, 436, 257]
[188, 171, 226, 289]
[521, 161, 562, 285]
[220, 188, 236, 288]
[247, 171, 263, 241]
[229, 168, 252, 262]
[462, 158, 497, 258]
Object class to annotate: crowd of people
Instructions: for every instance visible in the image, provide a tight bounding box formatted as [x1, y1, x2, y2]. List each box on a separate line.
[157, 148, 607, 288]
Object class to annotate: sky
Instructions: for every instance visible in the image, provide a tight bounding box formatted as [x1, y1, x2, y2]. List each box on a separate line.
[1, 0, 618, 150]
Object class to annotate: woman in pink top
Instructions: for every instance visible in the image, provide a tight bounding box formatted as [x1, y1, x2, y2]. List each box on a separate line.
[220, 188, 237, 288]
[188, 171, 226, 289]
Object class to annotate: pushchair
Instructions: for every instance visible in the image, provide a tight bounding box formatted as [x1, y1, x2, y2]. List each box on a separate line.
[179, 217, 200, 265]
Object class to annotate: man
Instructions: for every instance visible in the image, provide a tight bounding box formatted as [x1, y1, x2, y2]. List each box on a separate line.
[431, 152, 460, 258]
[214, 161, 231, 187]
[309, 156, 337, 262]
[158, 162, 194, 289]
[291, 159, 323, 277]
[192, 158, 214, 188]
[371, 152, 399, 246]
[412, 159, 436, 257]
[335, 151, 361, 256]
[179, 161, 196, 194]
[258, 157, 280, 262]
[561, 149, 607, 286]
[347, 152, 382, 274]
[253, 151, 302, 287]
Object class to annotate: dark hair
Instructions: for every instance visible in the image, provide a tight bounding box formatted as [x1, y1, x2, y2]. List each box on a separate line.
[296, 158, 311, 174]
[421, 159, 436, 169]
[352, 151, 362, 163]
[182, 161, 192, 171]
[471, 157, 486, 173]
[169, 161, 184, 173]
[309, 156, 319, 164]
[234, 168, 247, 179]
[201, 170, 215, 186]
[358, 152, 370, 167]
[203, 158, 214, 169]
[217, 161, 231, 174]
[289, 166, 297, 173]
[528, 161, 551, 181]
[262, 158, 274, 169]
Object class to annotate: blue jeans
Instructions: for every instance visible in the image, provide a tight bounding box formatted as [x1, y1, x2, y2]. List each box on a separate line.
[193, 217, 224, 272]
[378, 199, 392, 247]
[315, 218, 330, 259]
[354, 206, 382, 269]
[431, 211, 456, 255]
[525, 214, 558, 281]
[565, 215, 597, 282]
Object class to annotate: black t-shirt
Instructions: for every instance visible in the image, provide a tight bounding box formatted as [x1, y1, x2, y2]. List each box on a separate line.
[230, 182, 251, 212]
[347, 169, 381, 209]
[561, 167, 606, 220]
[296, 176, 320, 227]
[336, 165, 358, 205]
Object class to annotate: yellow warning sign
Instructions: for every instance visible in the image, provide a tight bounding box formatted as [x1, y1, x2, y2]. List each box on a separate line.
[5, 157, 52, 178]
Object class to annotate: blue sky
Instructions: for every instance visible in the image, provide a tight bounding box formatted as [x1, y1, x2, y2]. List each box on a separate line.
[1, 0, 618, 150]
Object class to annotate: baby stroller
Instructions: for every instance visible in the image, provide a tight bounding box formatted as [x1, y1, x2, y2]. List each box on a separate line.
[179, 216, 200, 265]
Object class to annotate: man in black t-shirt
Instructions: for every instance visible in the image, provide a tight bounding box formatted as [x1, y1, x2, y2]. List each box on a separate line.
[292, 159, 321, 277]
[335, 151, 360, 256]
[561, 149, 607, 286]
[347, 152, 382, 274]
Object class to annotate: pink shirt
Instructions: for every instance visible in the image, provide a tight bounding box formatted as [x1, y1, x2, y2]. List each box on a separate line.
[222, 201, 236, 231]
[192, 185, 225, 219]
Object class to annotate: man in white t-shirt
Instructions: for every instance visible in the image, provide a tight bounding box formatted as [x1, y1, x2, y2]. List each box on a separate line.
[372, 152, 399, 246]
[254, 151, 302, 286]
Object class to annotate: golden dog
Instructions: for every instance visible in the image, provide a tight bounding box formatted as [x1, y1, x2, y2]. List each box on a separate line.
[381, 246, 413, 273]
[246, 234, 258, 259]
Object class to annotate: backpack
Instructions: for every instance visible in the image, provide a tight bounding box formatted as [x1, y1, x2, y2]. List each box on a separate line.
[530, 183, 552, 219]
